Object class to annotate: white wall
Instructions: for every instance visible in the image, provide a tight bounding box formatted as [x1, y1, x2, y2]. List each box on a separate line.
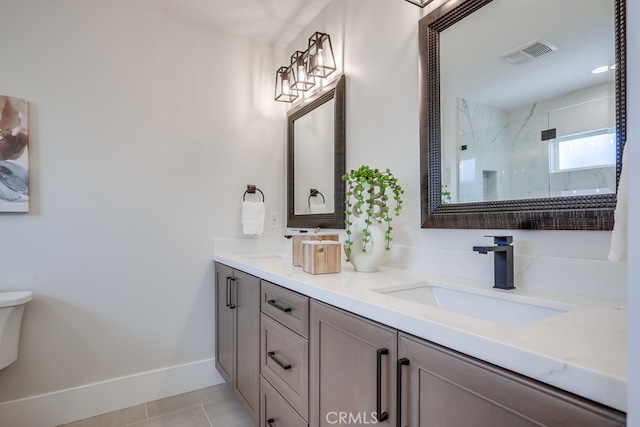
[0, 0, 284, 424]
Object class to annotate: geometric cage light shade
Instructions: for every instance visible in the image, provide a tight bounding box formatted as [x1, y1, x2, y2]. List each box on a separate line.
[307, 32, 336, 78]
[275, 66, 298, 103]
[403, 0, 435, 7]
[290, 50, 316, 92]
[274, 31, 338, 103]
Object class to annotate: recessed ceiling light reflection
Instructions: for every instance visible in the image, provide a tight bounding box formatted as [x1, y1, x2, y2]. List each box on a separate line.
[592, 65, 609, 74]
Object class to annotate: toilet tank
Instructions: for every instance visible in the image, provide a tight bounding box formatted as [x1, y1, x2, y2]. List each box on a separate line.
[0, 291, 33, 370]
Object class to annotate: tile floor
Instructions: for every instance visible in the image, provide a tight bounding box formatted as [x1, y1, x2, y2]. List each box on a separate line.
[58, 384, 251, 427]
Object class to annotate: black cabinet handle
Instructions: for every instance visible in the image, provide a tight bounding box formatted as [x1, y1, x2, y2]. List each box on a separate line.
[225, 277, 231, 308]
[228, 278, 236, 309]
[267, 299, 292, 313]
[376, 348, 389, 422]
[267, 418, 276, 427]
[396, 358, 409, 427]
[267, 351, 291, 370]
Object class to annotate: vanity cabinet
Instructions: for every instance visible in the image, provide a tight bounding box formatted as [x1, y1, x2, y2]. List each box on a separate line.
[309, 300, 397, 427]
[309, 300, 625, 427]
[214, 264, 625, 426]
[215, 263, 260, 424]
[260, 281, 310, 427]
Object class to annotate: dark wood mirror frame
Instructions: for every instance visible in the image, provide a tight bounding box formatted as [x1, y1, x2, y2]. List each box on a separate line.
[419, 0, 626, 230]
[287, 74, 346, 229]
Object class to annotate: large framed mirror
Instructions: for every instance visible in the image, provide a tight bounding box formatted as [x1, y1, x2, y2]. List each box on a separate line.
[419, 0, 626, 229]
[287, 74, 346, 229]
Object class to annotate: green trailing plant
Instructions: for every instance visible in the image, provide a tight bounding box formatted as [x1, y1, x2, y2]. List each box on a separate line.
[342, 165, 404, 261]
[441, 184, 451, 204]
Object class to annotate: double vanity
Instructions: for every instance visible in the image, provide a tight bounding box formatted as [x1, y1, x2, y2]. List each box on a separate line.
[239, 0, 630, 423]
[213, 241, 627, 426]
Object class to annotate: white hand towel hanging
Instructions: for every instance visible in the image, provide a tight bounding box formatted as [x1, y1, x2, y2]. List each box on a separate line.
[241, 201, 265, 236]
[608, 146, 628, 262]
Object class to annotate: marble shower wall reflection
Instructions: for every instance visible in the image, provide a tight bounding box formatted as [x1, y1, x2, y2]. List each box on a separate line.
[452, 82, 615, 203]
[0, 95, 29, 212]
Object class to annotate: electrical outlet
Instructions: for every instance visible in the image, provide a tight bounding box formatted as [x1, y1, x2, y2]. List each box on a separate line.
[269, 212, 279, 229]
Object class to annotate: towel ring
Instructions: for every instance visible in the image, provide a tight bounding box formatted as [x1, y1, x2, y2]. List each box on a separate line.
[243, 185, 265, 202]
[308, 189, 325, 207]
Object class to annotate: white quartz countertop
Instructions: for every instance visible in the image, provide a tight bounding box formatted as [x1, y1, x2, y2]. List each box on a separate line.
[212, 249, 627, 413]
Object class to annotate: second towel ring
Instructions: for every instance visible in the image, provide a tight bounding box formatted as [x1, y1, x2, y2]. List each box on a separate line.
[308, 189, 325, 207]
[243, 185, 265, 202]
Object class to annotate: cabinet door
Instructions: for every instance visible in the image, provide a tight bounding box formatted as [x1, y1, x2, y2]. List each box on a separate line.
[235, 269, 261, 420]
[215, 263, 234, 384]
[398, 333, 626, 427]
[310, 300, 397, 427]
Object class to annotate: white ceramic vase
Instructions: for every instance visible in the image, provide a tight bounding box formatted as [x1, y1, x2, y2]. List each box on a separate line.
[346, 216, 390, 272]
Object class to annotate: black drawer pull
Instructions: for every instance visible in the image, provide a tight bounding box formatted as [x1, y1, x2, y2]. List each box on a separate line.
[225, 277, 232, 308]
[228, 278, 236, 309]
[267, 351, 292, 370]
[267, 299, 292, 313]
[376, 348, 389, 422]
[396, 358, 410, 427]
[267, 418, 276, 427]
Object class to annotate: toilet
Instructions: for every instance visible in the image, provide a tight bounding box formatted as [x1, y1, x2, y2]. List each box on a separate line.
[0, 291, 32, 370]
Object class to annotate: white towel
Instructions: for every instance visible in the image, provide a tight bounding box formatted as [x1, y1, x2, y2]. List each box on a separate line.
[309, 203, 328, 214]
[608, 147, 628, 262]
[241, 201, 265, 236]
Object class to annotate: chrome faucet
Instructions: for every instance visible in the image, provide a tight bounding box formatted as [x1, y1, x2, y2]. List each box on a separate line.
[472, 236, 515, 290]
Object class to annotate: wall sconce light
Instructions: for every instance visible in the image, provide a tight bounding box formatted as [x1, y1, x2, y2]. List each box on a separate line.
[274, 66, 298, 103]
[290, 50, 316, 92]
[307, 32, 336, 78]
[274, 32, 338, 103]
[404, 0, 435, 7]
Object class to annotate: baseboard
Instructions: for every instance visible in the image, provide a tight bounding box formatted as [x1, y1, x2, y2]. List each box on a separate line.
[0, 358, 224, 427]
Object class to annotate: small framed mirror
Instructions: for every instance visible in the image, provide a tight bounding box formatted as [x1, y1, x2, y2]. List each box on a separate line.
[419, 0, 626, 230]
[287, 75, 346, 229]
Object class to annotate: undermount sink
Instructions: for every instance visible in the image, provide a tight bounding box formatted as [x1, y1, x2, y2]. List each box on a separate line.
[376, 282, 575, 327]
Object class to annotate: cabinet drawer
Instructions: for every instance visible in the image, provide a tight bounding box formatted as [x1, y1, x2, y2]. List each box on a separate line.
[261, 376, 307, 427]
[261, 314, 309, 419]
[261, 281, 309, 338]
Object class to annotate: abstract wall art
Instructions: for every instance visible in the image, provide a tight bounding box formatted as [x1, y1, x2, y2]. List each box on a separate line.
[0, 95, 29, 212]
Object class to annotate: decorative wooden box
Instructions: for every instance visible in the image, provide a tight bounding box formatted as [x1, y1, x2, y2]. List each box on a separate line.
[292, 234, 339, 266]
[302, 241, 342, 275]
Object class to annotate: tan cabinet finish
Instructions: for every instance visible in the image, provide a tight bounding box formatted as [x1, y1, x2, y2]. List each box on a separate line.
[309, 300, 397, 427]
[398, 332, 626, 427]
[261, 314, 309, 419]
[261, 281, 309, 338]
[261, 377, 307, 427]
[260, 281, 310, 427]
[215, 263, 234, 384]
[215, 263, 260, 425]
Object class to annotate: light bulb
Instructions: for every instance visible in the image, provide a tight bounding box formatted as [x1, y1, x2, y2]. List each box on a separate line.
[316, 48, 325, 68]
[282, 79, 291, 95]
[298, 64, 307, 82]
